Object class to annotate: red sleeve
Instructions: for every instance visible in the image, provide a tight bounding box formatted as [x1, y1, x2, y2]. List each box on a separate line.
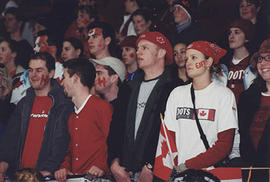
[185, 128, 235, 169]
[60, 117, 72, 170]
[96, 101, 113, 139]
[60, 140, 72, 170]
[64, 21, 78, 39]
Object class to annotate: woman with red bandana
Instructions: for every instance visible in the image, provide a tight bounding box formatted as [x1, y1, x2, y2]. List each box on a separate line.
[164, 41, 239, 171]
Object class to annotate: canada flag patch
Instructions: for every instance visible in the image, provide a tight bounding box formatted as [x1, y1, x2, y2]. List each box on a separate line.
[176, 107, 216, 121]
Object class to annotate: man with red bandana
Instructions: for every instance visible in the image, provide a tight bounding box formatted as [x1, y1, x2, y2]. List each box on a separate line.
[0, 52, 73, 181]
[109, 31, 176, 182]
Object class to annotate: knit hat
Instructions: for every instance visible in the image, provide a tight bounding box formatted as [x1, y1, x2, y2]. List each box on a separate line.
[92, 56, 127, 82]
[186, 41, 227, 64]
[120, 35, 137, 49]
[250, 39, 270, 67]
[238, 0, 262, 8]
[173, 0, 192, 21]
[136, 31, 173, 65]
[228, 18, 255, 41]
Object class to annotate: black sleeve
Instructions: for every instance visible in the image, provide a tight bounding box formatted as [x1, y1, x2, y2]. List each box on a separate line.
[37, 101, 73, 173]
[0, 101, 22, 168]
[107, 84, 131, 167]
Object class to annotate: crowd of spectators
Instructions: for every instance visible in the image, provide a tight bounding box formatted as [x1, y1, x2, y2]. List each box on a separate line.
[0, 0, 269, 181]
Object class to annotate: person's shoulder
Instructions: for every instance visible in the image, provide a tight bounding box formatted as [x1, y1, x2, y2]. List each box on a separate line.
[170, 83, 191, 97]
[212, 82, 235, 98]
[91, 95, 112, 107]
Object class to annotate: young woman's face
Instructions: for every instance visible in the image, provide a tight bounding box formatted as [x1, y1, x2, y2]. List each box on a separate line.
[239, 0, 259, 21]
[186, 49, 209, 79]
[76, 10, 91, 29]
[61, 41, 80, 62]
[174, 43, 187, 68]
[228, 27, 247, 50]
[257, 52, 270, 83]
[133, 15, 151, 35]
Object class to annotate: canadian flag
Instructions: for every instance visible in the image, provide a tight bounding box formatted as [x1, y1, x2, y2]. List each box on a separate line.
[153, 114, 178, 181]
[208, 167, 242, 182]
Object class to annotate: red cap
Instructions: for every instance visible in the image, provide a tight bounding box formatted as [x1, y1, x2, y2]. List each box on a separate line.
[186, 41, 227, 64]
[136, 31, 173, 65]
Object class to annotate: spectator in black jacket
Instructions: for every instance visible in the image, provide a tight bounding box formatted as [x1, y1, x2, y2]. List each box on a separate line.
[0, 52, 73, 180]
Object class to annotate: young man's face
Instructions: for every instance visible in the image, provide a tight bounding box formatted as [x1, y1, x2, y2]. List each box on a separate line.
[61, 68, 74, 98]
[136, 40, 160, 70]
[87, 28, 108, 56]
[228, 27, 247, 50]
[239, 0, 259, 21]
[76, 10, 91, 29]
[185, 49, 208, 79]
[0, 41, 15, 66]
[133, 15, 151, 35]
[61, 41, 80, 62]
[4, 13, 22, 33]
[34, 35, 57, 57]
[94, 64, 115, 94]
[122, 46, 137, 66]
[34, 23, 46, 38]
[173, 5, 189, 25]
[28, 59, 54, 91]
[124, 0, 134, 14]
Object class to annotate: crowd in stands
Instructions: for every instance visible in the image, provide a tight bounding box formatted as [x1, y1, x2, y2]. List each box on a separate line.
[0, 0, 269, 181]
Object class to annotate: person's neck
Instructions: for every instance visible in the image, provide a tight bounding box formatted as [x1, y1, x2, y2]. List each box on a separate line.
[127, 62, 138, 73]
[103, 85, 119, 102]
[10, 30, 23, 41]
[144, 65, 164, 81]
[250, 17, 257, 24]
[192, 73, 211, 90]
[178, 67, 188, 82]
[233, 47, 249, 60]
[95, 50, 111, 60]
[73, 87, 91, 109]
[34, 81, 51, 96]
[265, 82, 270, 95]
[5, 60, 16, 76]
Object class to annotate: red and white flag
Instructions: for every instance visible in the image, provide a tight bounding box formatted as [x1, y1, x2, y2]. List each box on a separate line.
[154, 114, 178, 181]
[208, 167, 242, 182]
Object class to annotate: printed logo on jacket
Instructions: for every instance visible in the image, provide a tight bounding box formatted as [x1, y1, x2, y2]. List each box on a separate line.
[176, 107, 215, 121]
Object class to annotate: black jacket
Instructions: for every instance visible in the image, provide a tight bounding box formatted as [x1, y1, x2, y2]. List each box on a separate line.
[0, 79, 73, 175]
[238, 84, 270, 167]
[109, 67, 177, 173]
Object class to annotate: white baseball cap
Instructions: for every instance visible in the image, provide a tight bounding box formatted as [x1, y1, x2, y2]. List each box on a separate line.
[91, 56, 127, 82]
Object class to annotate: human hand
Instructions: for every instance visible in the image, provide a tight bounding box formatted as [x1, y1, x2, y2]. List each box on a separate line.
[0, 162, 8, 182]
[110, 158, 131, 182]
[54, 168, 73, 181]
[87, 165, 104, 177]
[174, 163, 188, 173]
[137, 165, 153, 182]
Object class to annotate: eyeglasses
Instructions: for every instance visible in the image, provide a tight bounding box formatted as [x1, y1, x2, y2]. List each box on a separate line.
[257, 55, 270, 63]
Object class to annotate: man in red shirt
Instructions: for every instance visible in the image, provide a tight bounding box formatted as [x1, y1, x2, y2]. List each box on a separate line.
[55, 58, 113, 181]
[0, 52, 73, 181]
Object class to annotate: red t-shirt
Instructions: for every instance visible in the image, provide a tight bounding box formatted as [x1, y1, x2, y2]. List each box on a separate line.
[250, 95, 270, 150]
[21, 96, 52, 168]
[227, 56, 250, 104]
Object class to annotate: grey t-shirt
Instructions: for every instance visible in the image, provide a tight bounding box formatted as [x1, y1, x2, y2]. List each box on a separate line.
[134, 78, 159, 139]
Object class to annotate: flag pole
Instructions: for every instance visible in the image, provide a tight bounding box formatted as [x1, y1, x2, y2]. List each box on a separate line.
[160, 113, 175, 167]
